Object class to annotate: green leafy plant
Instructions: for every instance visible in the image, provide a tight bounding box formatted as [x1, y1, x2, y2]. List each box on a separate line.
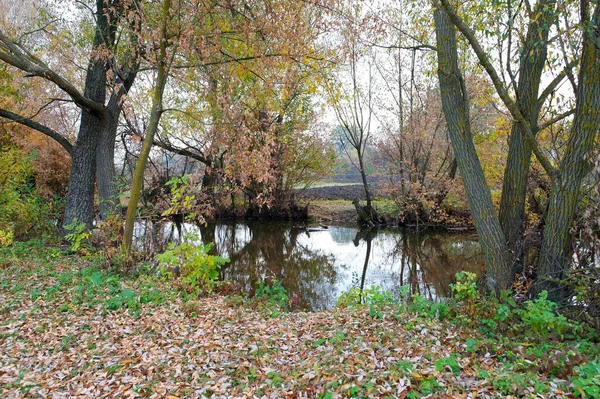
[408, 293, 451, 320]
[161, 175, 209, 224]
[451, 271, 479, 302]
[155, 236, 229, 296]
[435, 356, 461, 373]
[0, 229, 13, 247]
[0, 146, 58, 241]
[571, 359, 600, 398]
[63, 220, 91, 255]
[254, 280, 289, 311]
[395, 359, 414, 374]
[336, 286, 396, 308]
[517, 290, 569, 338]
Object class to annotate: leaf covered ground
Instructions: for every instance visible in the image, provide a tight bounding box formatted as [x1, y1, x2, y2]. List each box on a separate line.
[1, 243, 599, 398]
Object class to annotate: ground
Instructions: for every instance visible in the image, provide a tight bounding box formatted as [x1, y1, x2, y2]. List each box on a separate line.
[0, 243, 598, 398]
[298, 183, 396, 224]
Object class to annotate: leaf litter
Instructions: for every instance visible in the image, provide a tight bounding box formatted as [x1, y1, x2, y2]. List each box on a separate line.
[0, 255, 595, 398]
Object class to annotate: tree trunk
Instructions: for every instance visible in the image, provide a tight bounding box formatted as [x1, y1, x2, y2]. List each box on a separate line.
[96, 102, 120, 219]
[123, 0, 171, 253]
[434, 7, 512, 291]
[63, 0, 111, 229]
[97, 66, 139, 220]
[357, 152, 372, 209]
[533, 3, 600, 301]
[499, 0, 556, 274]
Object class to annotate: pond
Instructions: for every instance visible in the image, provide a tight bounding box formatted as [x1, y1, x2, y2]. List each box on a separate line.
[136, 221, 485, 311]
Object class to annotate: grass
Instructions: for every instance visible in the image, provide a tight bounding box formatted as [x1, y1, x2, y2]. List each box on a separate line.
[296, 181, 363, 189]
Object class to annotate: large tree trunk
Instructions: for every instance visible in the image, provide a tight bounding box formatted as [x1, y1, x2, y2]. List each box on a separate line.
[499, 0, 556, 273]
[533, 3, 600, 301]
[97, 66, 139, 220]
[63, 0, 111, 229]
[434, 7, 512, 291]
[96, 102, 120, 220]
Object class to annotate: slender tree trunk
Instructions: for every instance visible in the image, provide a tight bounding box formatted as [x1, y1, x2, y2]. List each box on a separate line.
[434, 7, 512, 291]
[358, 153, 372, 209]
[63, 0, 111, 229]
[499, 0, 556, 273]
[123, 0, 171, 253]
[533, 3, 600, 301]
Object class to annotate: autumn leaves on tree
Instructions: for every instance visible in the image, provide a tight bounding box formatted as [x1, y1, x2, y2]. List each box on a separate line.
[0, 0, 598, 302]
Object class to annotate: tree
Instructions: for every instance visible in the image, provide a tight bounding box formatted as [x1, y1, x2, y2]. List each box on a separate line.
[0, 0, 140, 227]
[326, 3, 378, 224]
[534, 1, 600, 298]
[435, 0, 600, 299]
[123, 0, 177, 253]
[498, 0, 558, 272]
[122, 0, 337, 249]
[433, 6, 512, 291]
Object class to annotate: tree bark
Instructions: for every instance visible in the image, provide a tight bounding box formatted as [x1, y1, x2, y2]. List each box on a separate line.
[123, 0, 172, 253]
[96, 66, 139, 219]
[499, 0, 556, 274]
[434, 7, 512, 291]
[63, 0, 112, 229]
[533, 2, 600, 301]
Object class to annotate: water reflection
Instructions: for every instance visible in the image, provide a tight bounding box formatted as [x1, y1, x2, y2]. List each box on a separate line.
[137, 220, 484, 311]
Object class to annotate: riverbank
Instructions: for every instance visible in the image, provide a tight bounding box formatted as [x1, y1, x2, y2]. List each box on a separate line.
[1, 242, 598, 398]
[297, 182, 473, 229]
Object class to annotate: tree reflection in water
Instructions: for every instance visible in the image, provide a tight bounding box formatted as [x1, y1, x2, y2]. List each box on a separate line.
[214, 222, 338, 311]
[139, 220, 485, 311]
[382, 229, 484, 300]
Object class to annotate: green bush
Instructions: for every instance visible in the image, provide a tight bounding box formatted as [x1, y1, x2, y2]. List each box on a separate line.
[517, 290, 569, 338]
[155, 235, 229, 296]
[64, 220, 92, 255]
[0, 146, 58, 240]
[337, 286, 396, 308]
[409, 293, 451, 320]
[255, 280, 290, 311]
[451, 271, 479, 302]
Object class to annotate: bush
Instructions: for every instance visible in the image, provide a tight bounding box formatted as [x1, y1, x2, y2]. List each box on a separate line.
[64, 220, 92, 255]
[0, 146, 59, 240]
[254, 280, 290, 312]
[155, 235, 229, 296]
[517, 290, 569, 338]
[451, 271, 480, 302]
[336, 286, 396, 309]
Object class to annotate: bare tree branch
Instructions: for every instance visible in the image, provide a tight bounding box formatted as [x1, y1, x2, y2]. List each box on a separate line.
[538, 108, 575, 131]
[0, 108, 73, 154]
[0, 30, 105, 115]
[537, 58, 579, 108]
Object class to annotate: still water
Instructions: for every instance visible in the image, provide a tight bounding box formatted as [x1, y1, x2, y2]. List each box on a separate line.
[136, 221, 485, 311]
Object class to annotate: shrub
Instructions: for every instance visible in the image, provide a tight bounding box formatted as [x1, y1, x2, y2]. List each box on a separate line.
[451, 271, 480, 302]
[0, 146, 59, 240]
[517, 290, 569, 338]
[155, 235, 229, 296]
[64, 220, 92, 255]
[0, 229, 14, 247]
[337, 286, 396, 309]
[255, 280, 290, 311]
[409, 293, 451, 320]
